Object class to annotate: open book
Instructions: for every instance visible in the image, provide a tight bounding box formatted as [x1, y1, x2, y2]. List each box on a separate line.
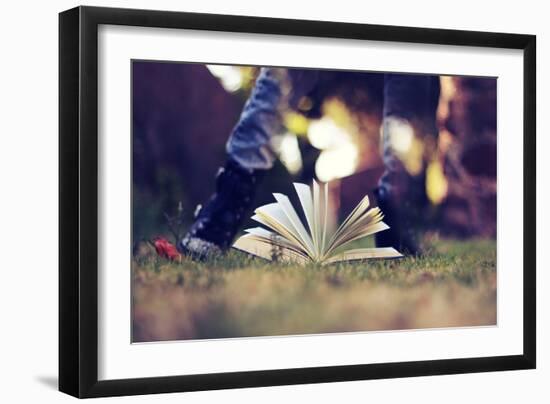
[232, 181, 402, 265]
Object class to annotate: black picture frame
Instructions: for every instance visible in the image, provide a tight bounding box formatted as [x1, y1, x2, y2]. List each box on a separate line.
[59, 5, 536, 398]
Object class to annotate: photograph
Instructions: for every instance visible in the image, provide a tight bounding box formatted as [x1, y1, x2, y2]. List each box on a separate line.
[0, 0, 542, 401]
[131, 61, 498, 342]
[55, 4, 537, 399]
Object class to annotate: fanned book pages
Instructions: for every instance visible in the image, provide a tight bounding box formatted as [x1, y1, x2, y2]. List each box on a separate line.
[232, 181, 402, 265]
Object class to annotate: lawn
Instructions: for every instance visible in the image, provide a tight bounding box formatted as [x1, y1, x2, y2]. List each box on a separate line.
[132, 238, 496, 342]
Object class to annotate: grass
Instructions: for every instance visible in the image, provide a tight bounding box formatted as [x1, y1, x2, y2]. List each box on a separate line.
[132, 238, 496, 342]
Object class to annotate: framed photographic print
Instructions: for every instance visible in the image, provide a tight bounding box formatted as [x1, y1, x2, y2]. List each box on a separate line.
[59, 5, 536, 398]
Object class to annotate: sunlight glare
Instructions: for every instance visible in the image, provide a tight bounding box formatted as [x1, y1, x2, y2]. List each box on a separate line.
[308, 117, 350, 150]
[315, 143, 359, 182]
[206, 65, 243, 92]
[277, 133, 303, 175]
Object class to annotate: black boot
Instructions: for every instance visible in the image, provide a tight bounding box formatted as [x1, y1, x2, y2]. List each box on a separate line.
[178, 159, 264, 259]
[374, 187, 422, 256]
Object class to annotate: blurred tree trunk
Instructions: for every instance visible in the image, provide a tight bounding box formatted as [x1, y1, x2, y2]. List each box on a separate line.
[438, 77, 497, 237]
[132, 62, 243, 240]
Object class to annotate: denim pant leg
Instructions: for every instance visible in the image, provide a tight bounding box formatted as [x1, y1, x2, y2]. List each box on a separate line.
[378, 73, 440, 199]
[226, 68, 288, 171]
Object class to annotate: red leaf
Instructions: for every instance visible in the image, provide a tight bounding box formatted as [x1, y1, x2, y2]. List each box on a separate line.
[153, 237, 181, 261]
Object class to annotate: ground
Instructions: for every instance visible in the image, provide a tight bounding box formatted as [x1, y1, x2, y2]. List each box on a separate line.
[132, 238, 496, 342]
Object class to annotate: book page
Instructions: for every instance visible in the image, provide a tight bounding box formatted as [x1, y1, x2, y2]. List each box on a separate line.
[326, 222, 390, 258]
[243, 227, 309, 257]
[294, 183, 317, 253]
[253, 203, 314, 258]
[323, 247, 403, 265]
[232, 234, 310, 265]
[324, 207, 385, 258]
[313, 180, 322, 256]
[326, 195, 372, 251]
[272, 193, 315, 256]
[321, 182, 329, 256]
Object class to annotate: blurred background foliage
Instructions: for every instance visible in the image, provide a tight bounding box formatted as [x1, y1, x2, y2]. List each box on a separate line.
[132, 61, 496, 246]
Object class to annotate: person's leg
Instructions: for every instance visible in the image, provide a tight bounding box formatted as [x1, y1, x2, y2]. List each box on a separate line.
[375, 73, 440, 254]
[179, 68, 289, 258]
[225, 68, 289, 170]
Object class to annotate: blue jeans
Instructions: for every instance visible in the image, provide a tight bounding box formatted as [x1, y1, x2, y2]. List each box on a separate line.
[226, 68, 439, 195]
[225, 68, 288, 171]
